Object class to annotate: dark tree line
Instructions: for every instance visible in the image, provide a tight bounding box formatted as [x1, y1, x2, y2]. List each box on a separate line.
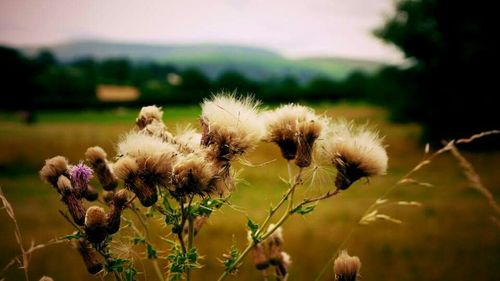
[0, 45, 379, 110]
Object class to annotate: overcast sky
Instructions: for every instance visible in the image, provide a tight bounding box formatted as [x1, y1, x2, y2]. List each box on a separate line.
[0, 0, 403, 62]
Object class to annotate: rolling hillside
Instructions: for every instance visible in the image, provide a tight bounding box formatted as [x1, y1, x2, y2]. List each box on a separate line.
[22, 40, 386, 82]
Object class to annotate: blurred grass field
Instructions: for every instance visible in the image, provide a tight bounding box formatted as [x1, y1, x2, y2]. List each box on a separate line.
[1, 103, 499, 281]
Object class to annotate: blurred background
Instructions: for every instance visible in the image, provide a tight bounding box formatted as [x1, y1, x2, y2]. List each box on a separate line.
[0, 0, 499, 280]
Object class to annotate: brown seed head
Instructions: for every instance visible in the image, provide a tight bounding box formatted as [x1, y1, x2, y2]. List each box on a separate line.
[333, 250, 361, 281]
[136, 105, 163, 129]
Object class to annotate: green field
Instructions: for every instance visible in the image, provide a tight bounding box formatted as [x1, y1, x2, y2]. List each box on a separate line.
[1, 103, 499, 281]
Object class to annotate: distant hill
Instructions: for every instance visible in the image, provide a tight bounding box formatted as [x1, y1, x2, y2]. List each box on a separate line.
[21, 40, 386, 82]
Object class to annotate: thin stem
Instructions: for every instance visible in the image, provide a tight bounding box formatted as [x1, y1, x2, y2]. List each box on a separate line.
[178, 199, 187, 254]
[217, 168, 304, 281]
[256, 167, 303, 236]
[216, 243, 254, 281]
[313, 141, 457, 281]
[186, 216, 194, 281]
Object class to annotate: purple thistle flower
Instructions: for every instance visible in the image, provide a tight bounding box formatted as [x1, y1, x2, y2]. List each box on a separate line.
[69, 162, 94, 196]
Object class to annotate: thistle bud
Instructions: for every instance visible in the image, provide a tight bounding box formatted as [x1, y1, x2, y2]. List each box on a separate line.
[333, 250, 361, 281]
[85, 206, 108, 243]
[57, 175, 86, 226]
[84, 184, 99, 201]
[106, 189, 129, 234]
[76, 239, 103, 274]
[85, 146, 118, 191]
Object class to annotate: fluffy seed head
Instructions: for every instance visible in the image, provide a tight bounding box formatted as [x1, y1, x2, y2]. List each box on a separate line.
[322, 121, 388, 190]
[142, 120, 173, 142]
[175, 127, 202, 154]
[264, 104, 326, 166]
[295, 114, 327, 167]
[251, 243, 270, 270]
[136, 105, 163, 129]
[113, 156, 139, 180]
[200, 94, 265, 161]
[171, 153, 218, 196]
[40, 156, 69, 187]
[266, 224, 284, 246]
[117, 132, 177, 186]
[275, 251, 291, 278]
[333, 250, 361, 281]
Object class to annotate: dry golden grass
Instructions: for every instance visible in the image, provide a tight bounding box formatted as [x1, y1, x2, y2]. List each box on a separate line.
[0, 104, 499, 281]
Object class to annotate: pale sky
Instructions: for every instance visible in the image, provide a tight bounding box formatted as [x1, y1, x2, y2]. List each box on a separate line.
[0, 0, 403, 62]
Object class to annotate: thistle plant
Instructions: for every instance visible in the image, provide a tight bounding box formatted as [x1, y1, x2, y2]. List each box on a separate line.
[37, 94, 391, 281]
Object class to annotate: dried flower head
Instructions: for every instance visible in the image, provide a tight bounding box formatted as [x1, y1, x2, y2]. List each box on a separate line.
[142, 119, 174, 142]
[295, 114, 327, 168]
[333, 250, 361, 281]
[85, 146, 117, 191]
[264, 104, 326, 166]
[322, 121, 388, 190]
[175, 127, 202, 154]
[136, 105, 163, 129]
[200, 94, 265, 162]
[57, 175, 86, 226]
[116, 133, 178, 206]
[85, 206, 107, 243]
[39, 276, 54, 281]
[76, 238, 103, 274]
[69, 162, 93, 197]
[275, 251, 291, 280]
[40, 156, 69, 188]
[252, 243, 270, 270]
[266, 224, 284, 265]
[171, 153, 218, 197]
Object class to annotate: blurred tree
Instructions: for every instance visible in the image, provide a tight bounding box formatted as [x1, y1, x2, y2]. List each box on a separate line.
[0, 46, 39, 112]
[375, 0, 499, 146]
[174, 68, 212, 103]
[99, 58, 131, 84]
[214, 70, 259, 94]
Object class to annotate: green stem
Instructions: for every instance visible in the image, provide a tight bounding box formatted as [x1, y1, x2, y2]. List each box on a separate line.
[217, 167, 304, 281]
[216, 243, 254, 281]
[186, 216, 194, 281]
